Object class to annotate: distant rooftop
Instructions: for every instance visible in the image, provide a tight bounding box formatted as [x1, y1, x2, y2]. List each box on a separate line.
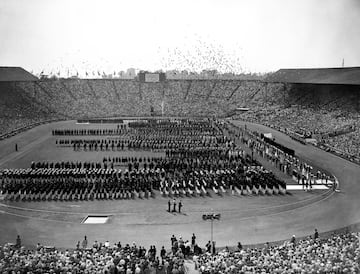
[0, 67, 38, 82]
[266, 67, 360, 85]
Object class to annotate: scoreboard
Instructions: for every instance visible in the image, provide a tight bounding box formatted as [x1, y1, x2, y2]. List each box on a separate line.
[145, 73, 160, 82]
[138, 72, 166, 82]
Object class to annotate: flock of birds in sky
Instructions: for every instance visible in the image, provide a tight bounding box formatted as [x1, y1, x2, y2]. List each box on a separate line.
[34, 37, 252, 79]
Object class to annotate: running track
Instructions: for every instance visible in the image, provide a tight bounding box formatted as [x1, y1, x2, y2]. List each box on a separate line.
[0, 119, 358, 249]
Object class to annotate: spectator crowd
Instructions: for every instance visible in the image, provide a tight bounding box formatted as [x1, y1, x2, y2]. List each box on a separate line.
[195, 231, 360, 274]
[1, 77, 359, 165]
[239, 107, 360, 164]
[0, 234, 190, 274]
[2, 230, 360, 273]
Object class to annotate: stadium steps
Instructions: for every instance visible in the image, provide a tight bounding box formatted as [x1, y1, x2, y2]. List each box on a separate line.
[245, 85, 264, 104]
[205, 81, 217, 100]
[183, 81, 193, 101]
[111, 81, 121, 101]
[138, 81, 142, 100]
[86, 80, 100, 99]
[34, 82, 54, 98]
[227, 84, 241, 100]
[60, 82, 77, 100]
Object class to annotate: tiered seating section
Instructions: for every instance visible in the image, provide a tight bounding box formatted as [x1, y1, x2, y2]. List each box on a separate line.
[0, 237, 187, 273]
[2, 230, 359, 273]
[195, 231, 360, 273]
[1, 79, 359, 162]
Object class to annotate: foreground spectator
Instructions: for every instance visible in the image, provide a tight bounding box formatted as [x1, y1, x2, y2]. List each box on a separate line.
[195, 231, 360, 274]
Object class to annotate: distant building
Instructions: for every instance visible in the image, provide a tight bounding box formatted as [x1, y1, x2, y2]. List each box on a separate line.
[126, 68, 136, 78]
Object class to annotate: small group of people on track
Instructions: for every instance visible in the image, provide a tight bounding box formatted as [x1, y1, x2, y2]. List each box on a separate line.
[168, 198, 183, 213]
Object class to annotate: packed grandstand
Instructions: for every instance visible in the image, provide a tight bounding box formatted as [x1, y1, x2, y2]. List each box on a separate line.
[0, 67, 359, 164]
[1, 230, 359, 273]
[0, 67, 360, 273]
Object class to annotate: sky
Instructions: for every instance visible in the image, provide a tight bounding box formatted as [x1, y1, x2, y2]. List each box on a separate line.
[0, 0, 360, 76]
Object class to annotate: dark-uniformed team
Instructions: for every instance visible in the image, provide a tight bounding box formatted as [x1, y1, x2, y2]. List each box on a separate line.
[1, 119, 302, 203]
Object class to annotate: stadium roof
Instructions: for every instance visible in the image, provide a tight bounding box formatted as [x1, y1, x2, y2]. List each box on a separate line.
[266, 67, 360, 85]
[0, 67, 38, 82]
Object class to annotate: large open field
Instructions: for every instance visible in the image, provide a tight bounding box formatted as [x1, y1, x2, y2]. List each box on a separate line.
[0, 119, 358, 251]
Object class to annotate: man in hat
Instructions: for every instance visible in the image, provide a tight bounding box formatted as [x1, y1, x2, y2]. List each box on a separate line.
[178, 200, 182, 213]
[172, 198, 177, 213]
[191, 233, 196, 246]
[290, 235, 296, 246]
[82, 235, 88, 249]
[15, 235, 21, 248]
[314, 229, 319, 240]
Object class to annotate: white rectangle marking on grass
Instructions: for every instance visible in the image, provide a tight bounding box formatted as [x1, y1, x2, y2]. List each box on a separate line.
[83, 216, 109, 224]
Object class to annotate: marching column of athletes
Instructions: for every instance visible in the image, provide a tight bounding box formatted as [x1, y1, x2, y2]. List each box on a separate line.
[225, 122, 335, 191]
[0, 118, 333, 204]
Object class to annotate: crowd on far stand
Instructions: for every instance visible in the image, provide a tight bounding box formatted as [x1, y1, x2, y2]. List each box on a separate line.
[239, 107, 360, 165]
[2, 78, 359, 164]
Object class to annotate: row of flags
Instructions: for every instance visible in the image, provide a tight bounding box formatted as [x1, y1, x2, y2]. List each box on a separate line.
[38, 70, 137, 78]
[35, 69, 264, 79]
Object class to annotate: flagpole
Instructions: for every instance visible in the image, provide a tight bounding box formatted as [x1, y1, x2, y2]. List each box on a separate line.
[211, 214, 214, 254]
[203, 211, 220, 255]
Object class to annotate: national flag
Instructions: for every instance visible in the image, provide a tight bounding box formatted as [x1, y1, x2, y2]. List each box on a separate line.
[202, 213, 221, 220]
